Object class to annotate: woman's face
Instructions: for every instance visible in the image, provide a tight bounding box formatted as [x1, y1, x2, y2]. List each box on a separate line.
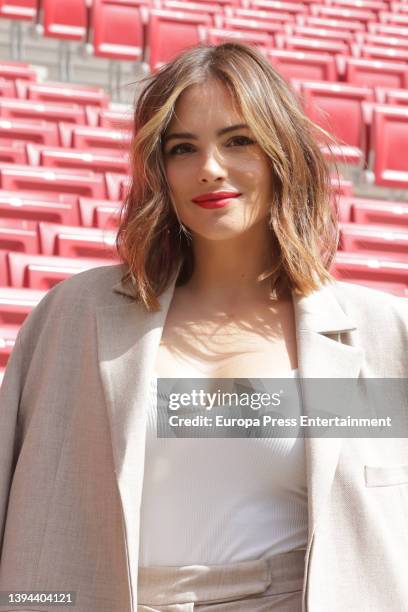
[162, 78, 275, 241]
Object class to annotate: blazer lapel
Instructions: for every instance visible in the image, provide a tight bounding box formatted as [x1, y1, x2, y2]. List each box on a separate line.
[96, 271, 179, 611]
[293, 285, 364, 531]
[292, 284, 364, 610]
[97, 270, 364, 611]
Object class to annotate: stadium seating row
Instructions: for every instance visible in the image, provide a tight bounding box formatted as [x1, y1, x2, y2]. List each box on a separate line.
[0, 219, 407, 261]
[1, 101, 408, 187]
[2, 1, 408, 75]
[0, 164, 129, 199]
[0, 190, 121, 227]
[5, 61, 408, 116]
[0, 249, 405, 298]
[2, 190, 406, 229]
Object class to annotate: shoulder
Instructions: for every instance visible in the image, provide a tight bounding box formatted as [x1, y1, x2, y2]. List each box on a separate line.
[33, 262, 125, 304]
[329, 280, 407, 327]
[17, 263, 128, 343]
[328, 280, 407, 368]
[326, 280, 407, 375]
[45, 262, 127, 302]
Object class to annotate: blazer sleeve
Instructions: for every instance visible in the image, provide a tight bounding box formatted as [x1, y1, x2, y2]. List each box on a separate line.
[0, 275, 84, 557]
[0, 325, 26, 555]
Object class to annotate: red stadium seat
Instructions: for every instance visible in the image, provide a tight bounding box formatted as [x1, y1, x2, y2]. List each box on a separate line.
[331, 176, 354, 196]
[195, 0, 241, 5]
[0, 325, 18, 368]
[298, 16, 365, 32]
[0, 142, 27, 164]
[327, 0, 387, 11]
[0, 189, 79, 224]
[7, 251, 117, 289]
[331, 251, 408, 285]
[286, 26, 354, 44]
[0, 248, 9, 285]
[38, 221, 118, 258]
[375, 88, 408, 106]
[225, 7, 299, 24]
[26, 144, 129, 174]
[0, 0, 36, 20]
[335, 196, 353, 222]
[204, 27, 272, 47]
[321, 144, 364, 165]
[162, 1, 223, 19]
[213, 15, 284, 37]
[105, 172, 130, 200]
[221, 10, 295, 27]
[372, 105, 408, 188]
[266, 49, 337, 81]
[59, 123, 131, 151]
[0, 118, 59, 145]
[390, 2, 408, 13]
[355, 45, 408, 63]
[92, 0, 144, 61]
[0, 78, 16, 97]
[43, 0, 87, 40]
[300, 82, 374, 163]
[310, 5, 377, 24]
[355, 33, 408, 50]
[339, 222, 408, 259]
[0, 164, 107, 198]
[0, 218, 38, 253]
[16, 80, 110, 107]
[350, 196, 408, 228]
[321, 143, 364, 166]
[0, 98, 86, 124]
[343, 57, 408, 89]
[85, 106, 133, 130]
[79, 197, 121, 227]
[367, 22, 408, 37]
[95, 204, 121, 229]
[247, 0, 307, 14]
[379, 10, 408, 26]
[0, 286, 46, 324]
[278, 35, 349, 55]
[147, 9, 212, 72]
[0, 61, 37, 80]
[99, 0, 149, 5]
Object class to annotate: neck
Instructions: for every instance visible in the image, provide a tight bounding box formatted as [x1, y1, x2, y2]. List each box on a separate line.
[181, 222, 281, 308]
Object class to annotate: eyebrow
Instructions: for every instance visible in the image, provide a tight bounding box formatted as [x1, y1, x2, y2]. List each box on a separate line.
[162, 123, 249, 145]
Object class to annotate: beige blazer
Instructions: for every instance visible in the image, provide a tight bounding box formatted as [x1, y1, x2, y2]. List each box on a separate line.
[0, 262, 407, 612]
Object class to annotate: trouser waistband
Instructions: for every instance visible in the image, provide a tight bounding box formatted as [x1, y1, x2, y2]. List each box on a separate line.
[137, 548, 306, 607]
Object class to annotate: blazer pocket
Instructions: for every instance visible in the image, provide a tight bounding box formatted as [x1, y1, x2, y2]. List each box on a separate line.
[364, 463, 408, 487]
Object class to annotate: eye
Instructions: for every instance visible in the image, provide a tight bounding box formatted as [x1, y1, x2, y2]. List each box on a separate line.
[228, 136, 255, 147]
[168, 136, 255, 155]
[168, 142, 193, 155]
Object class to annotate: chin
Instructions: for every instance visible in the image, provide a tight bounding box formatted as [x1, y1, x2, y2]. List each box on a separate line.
[190, 226, 250, 241]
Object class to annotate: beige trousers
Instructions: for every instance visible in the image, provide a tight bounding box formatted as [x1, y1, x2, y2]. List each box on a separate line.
[137, 549, 305, 611]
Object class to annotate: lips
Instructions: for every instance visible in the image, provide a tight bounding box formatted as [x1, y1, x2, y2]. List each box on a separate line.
[192, 192, 241, 209]
[192, 191, 241, 203]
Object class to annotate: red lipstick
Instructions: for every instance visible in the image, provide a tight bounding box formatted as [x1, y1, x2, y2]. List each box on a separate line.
[192, 191, 241, 209]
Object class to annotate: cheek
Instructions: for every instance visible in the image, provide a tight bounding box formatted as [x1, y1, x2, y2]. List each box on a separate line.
[240, 161, 274, 193]
[164, 162, 186, 195]
[256, 161, 274, 195]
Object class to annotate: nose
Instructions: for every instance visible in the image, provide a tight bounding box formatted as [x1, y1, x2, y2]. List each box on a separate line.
[198, 149, 228, 183]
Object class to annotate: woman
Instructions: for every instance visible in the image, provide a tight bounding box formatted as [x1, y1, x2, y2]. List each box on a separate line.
[0, 42, 407, 612]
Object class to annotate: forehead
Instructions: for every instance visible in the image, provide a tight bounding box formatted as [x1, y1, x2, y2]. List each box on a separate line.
[166, 78, 243, 132]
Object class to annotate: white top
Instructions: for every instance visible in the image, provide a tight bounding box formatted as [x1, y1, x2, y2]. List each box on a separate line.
[138, 370, 308, 566]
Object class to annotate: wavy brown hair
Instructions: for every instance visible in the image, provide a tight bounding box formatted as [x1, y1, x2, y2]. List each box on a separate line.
[115, 42, 340, 312]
